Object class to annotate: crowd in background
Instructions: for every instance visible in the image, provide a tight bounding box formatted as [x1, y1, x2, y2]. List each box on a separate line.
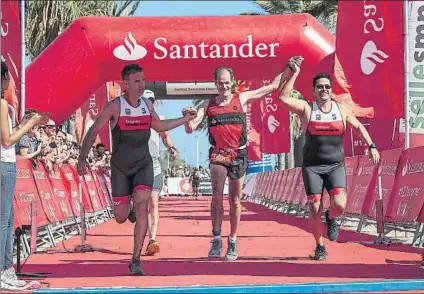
[166, 165, 211, 179]
[15, 110, 111, 174]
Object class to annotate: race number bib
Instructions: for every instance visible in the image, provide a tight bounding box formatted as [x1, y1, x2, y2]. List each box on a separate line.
[210, 147, 237, 166]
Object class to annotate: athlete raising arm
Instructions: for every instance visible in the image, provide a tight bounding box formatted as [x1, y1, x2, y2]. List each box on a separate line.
[279, 56, 380, 260]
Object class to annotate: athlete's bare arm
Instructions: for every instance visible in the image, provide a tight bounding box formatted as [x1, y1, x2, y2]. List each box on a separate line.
[184, 100, 209, 133]
[78, 99, 118, 162]
[278, 57, 309, 116]
[239, 65, 294, 107]
[158, 114, 179, 159]
[341, 104, 380, 164]
[145, 99, 196, 132]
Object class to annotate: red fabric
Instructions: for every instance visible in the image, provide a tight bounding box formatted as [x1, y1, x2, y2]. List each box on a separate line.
[31, 160, 65, 222]
[361, 149, 402, 218]
[83, 171, 104, 211]
[335, 1, 404, 118]
[25, 14, 336, 123]
[260, 80, 290, 154]
[13, 158, 49, 227]
[47, 165, 75, 219]
[1, 0, 21, 122]
[244, 80, 263, 161]
[386, 146, 424, 222]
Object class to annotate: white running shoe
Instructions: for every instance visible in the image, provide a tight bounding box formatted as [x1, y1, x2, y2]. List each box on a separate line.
[1, 268, 26, 287]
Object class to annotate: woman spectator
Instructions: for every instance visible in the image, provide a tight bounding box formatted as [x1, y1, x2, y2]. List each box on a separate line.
[1, 61, 48, 288]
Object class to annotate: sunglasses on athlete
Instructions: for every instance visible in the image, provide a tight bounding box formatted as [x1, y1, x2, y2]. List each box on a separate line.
[316, 84, 332, 90]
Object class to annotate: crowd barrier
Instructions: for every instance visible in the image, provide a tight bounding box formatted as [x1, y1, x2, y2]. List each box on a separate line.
[242, 146, 424, 247]
[165, 177, 228, 196]
[12, 157, 114, 258]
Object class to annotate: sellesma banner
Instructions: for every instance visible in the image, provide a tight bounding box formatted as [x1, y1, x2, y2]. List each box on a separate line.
[398, 1, 424, 148]
[336, 0, 404, 118]
[1, 0, 21, 121]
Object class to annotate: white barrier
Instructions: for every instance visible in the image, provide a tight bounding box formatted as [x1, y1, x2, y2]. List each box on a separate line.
[166, 177, 228, 196]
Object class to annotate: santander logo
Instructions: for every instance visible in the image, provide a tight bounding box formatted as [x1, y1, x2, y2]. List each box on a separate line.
[361, 2, 389, 75]
[267, 115, 280, 133]
[113, 32, 279, 61]
[113, 32, 147, 61]
[360, 40, 389, 75]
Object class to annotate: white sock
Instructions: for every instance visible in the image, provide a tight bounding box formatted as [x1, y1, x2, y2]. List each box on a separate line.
[229, 236, 237, 243]
[214, 235, 221, 241]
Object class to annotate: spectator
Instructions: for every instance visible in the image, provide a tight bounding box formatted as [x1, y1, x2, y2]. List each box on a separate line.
[1, 60, 48, 288]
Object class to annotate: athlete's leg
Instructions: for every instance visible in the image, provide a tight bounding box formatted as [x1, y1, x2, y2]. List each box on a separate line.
[324, 164, 347, 241]
[111, 164, 132, 223]
[302, 167, 325, 245]
[208, 163, 228, 257]
[326, 164, 347, 218]
[146, 173, 163, 256]
[129, 162, 154, 275]
[302, 166, 327, 260]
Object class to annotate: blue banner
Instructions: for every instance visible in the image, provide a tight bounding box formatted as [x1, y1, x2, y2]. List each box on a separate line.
[247, 154, 273, 174]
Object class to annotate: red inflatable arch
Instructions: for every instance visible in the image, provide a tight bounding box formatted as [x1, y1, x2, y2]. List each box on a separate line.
[26, 14, 336, 123]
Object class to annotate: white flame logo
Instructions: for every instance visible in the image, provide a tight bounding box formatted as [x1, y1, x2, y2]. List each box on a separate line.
[360, 40, 389, 75]
[267, 115, 280, 133]
[113, 32, 147, 61]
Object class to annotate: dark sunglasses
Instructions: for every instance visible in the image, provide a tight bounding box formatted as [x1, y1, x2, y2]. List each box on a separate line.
[316, 84, 332, 90]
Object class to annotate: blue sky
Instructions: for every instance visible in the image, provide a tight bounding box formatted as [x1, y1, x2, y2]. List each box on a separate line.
[135, 1, 265, 167]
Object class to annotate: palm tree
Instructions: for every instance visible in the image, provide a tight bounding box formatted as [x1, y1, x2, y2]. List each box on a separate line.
[26, 0, 141, 61]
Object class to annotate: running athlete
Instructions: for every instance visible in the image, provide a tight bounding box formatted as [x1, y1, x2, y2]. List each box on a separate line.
[279, 57, 380, 260]
[190, 167, 202, 200]
[77, 64, 196, 275]
[143, 89, 179, 256]
[184, 62, 295, 261]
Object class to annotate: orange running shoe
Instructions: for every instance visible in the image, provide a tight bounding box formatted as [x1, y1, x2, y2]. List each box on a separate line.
[145, 239, 160, 256]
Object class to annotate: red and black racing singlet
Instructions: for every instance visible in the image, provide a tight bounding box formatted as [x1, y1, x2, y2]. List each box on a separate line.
[303, 101, 346, 166]
[111, 96, 152, 175]
[206, 94, 247, 165]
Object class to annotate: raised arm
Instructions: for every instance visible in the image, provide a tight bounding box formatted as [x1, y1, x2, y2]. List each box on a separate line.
[278, 56, 309, 115]
[78, 99, 117, 162]
[184, 100, 209, 134]
[1, 100, 46, 148]
[145, 99, 196, 133]
[239, 60, 298, 106]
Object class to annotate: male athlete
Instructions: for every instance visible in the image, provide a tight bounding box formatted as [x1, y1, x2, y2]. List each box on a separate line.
[142, 89, 178, 256]
[279, 57, 380, 260]
[185, 62, 295, 261]
[77, 64, 196, 275]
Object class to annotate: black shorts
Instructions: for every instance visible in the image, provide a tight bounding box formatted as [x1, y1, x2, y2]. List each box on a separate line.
[192, 180, 200, 188]
[302, 162, 347, 196]
[209, 148, 248, 180]
[111, 161, 153, 206]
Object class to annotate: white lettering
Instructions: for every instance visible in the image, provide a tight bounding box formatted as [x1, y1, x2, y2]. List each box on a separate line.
[152, 35, 279, 60]
[1, 12, 9, 37]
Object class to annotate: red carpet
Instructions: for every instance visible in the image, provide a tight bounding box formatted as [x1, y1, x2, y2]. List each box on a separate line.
[16, 196, 424, 290]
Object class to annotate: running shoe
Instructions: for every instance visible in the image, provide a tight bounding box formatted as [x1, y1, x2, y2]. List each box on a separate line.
[145, 239, 160, 256]
[225, 238, 238, 261]
[310, 244, 326, 260]
[129, 258, 145, 276]
[208, 238, 222, 258]
[325, 210, 340, 241]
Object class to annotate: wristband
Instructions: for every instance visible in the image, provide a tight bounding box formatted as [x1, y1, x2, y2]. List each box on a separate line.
[368, 143, 377, 149]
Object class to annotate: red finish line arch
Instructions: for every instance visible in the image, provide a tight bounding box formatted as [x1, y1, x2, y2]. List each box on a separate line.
[26, 14, 335, 123]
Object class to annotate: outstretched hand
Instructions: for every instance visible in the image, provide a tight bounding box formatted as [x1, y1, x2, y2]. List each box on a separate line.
[289, 56, 304, 73]
[182, 107, 197, 120]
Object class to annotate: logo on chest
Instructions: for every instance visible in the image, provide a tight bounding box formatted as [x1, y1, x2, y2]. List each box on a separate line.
[125, 108, 131, 115]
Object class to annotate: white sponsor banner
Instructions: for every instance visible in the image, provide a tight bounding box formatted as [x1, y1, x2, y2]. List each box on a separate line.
[166, 177, 228, 195]
[166, 82, 218, 95]
[407, 1, 424, 134]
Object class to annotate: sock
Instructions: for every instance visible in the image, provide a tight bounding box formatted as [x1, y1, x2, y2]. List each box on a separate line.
[214, 235, 221, 241]
[229, 236, 237, 243]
